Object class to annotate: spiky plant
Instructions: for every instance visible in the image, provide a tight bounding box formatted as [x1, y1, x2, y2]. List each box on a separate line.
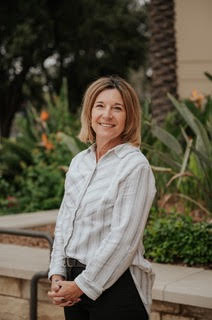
[147, 93, 212, 214]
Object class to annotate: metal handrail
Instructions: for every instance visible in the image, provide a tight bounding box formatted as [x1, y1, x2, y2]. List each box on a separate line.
[0, 227, 54, 320]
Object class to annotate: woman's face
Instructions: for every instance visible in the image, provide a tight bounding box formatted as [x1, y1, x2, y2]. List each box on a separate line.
[91, 89, 126, 145]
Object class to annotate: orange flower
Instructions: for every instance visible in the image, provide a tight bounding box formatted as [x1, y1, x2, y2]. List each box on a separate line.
[41, 133, 54, 150]
[40, 110, 49, 121]
[7, 196, 18, 207]
[190, 89, 204, 110]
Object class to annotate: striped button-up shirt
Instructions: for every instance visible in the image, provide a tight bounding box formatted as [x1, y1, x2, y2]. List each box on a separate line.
[49, 143, 156, 314]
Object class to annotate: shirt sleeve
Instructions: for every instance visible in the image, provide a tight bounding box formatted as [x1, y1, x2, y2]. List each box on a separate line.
[74, 163, 156, 300]
[48, 197, 67, 279]
[48, 155, 79, 280]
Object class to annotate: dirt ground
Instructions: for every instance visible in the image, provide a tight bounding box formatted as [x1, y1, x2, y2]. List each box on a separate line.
[0, 224, 55, 249]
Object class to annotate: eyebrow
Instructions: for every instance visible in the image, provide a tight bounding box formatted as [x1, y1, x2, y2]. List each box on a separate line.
[94, 101, 124, 106]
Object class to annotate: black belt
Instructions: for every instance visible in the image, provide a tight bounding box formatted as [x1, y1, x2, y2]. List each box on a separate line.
[65, 257, 86, 269]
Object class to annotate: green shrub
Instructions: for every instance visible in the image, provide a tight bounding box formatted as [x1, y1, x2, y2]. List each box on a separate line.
[0, 140, 72, 214]
[0, 81, 85, 214]
[144, 210, 212, 266]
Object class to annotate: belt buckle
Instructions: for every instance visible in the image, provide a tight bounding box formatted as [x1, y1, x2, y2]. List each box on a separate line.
[66, 258, 73, 268]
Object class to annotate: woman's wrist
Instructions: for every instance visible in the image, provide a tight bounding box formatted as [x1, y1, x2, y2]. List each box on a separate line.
[73, 281, 84, 296]
[51, 274, 65, 282]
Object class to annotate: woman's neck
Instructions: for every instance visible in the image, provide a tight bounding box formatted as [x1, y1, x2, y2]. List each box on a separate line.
[95, 138, 122, 162]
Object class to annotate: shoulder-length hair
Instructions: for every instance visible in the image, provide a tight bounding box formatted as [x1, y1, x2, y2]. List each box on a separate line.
[78, 76, 141, 147]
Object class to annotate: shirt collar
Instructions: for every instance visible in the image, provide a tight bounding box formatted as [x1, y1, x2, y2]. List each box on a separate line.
[114, 143, 139, 158]
[87, 143, 139, 159]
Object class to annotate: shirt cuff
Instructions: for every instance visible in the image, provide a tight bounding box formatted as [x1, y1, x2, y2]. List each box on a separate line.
[48, 267, 66, 280]
[74, 272, 102, 300]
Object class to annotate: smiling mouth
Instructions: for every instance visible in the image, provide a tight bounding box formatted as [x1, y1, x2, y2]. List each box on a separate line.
[99, 123, 115, 127]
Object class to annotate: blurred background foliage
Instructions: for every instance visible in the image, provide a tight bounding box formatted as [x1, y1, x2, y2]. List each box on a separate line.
[0, 0, 211, 266]
[0, 81, 85, 213]
[1, 77, 211, 216]
[0, 0, 148, 138]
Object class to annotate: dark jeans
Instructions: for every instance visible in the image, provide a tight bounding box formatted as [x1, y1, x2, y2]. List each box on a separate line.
[64, 266, 149, 320]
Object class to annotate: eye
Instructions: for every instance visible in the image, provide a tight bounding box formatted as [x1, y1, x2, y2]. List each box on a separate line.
[95, 104, 104, 109]
[113, 106, 122, 111]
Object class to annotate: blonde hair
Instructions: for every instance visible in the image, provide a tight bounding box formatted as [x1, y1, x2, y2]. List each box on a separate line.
[78, 76, 141, 147]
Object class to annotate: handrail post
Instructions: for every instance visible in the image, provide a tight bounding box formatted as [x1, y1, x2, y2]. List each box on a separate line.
[0, 227, 53, 320]
[30, 271, 48, 320]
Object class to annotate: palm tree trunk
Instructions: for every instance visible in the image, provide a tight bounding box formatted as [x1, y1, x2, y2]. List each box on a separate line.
[148, 0, 178, 123]
[0, 66, 29, 139]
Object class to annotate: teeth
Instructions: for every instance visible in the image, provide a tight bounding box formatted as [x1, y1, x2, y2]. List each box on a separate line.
[100, 123, 114, 127]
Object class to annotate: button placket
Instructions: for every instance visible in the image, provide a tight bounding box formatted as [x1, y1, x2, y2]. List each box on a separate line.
[64, 164, 97, 255]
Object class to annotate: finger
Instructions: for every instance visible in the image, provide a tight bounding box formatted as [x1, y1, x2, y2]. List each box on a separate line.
[48, 291, 63, 298]
[65, 300, 78, 307]
[48, 291, 54, 297]
[58, 300, 73, 307]
[48, 291, 56, 298]
[53, 300, 69, 306]
[53, 300, 65, 305]
[65, 298, 81, 306]
[53, 297, 68, 305]
[57, 280, 63, 286]
[53, 297, 66, 303]
[66, 302, 75, 307]
[51, 285, 61, 293]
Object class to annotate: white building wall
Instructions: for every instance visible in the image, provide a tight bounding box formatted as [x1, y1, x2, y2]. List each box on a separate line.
[175, 0, 212, 97]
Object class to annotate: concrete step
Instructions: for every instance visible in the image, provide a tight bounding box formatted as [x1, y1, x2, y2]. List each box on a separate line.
[0, 209, 58, 229]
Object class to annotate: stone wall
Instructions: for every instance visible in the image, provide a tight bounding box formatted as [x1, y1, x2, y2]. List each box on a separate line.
[0, 275, 211, 320]
[151, 300, 212, 320]
[0, 275, 63, 320]
[1, 213, 211, 320]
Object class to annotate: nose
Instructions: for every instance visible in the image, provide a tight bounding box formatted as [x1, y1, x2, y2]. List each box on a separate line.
[102, 106, 112, 119]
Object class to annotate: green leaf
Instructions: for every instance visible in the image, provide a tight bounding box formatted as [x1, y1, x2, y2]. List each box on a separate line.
[194, 117, 211, 156]
[57, 132, 81, 156]
[168, 93, 201, 137]
[204, 71, 212, 82]
[151, 124, 183, 155]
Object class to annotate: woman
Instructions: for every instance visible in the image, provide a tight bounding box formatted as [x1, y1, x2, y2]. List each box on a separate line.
[48, 76, 156, 320]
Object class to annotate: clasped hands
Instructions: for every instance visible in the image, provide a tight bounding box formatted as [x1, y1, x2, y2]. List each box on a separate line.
[48, 275, 83, 307]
